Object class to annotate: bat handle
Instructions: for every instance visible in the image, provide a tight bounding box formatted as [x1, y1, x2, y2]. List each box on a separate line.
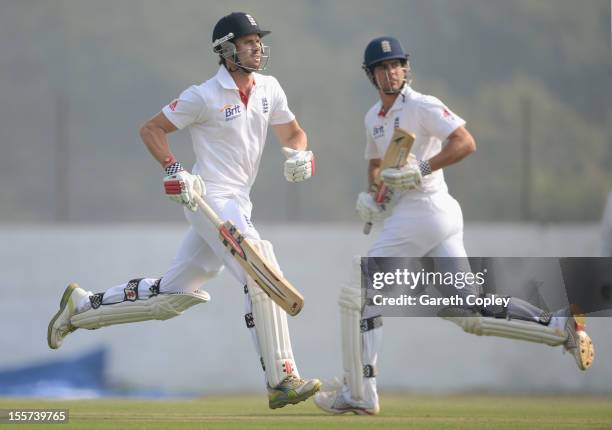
[363, 186, 387, 235]
[193, 194, 223, 229]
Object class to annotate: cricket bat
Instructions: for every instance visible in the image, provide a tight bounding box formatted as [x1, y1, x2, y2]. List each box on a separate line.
[363, 128, 415, 235]
[193, 194, 304, 316]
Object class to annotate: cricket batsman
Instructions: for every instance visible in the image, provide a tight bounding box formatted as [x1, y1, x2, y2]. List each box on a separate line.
[314, 36, 595, 415]
[47, 12, 320, 409]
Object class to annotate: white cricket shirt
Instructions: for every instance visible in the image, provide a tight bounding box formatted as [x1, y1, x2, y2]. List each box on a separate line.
[364, 85, 466, 194]
[162, 65, 295, 196]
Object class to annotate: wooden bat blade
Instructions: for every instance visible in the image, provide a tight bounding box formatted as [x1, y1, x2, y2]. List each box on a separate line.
[373, 128, 416, 202]
[192, 194, 304, 316]
[218, 221, 304, 316]
[364, 128, 416, 234]
[380, 128, 416, 171]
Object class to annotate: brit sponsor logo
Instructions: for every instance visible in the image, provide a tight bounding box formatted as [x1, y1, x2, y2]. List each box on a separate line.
[220, 103, 242, 121]
[373, 125, 385, 139]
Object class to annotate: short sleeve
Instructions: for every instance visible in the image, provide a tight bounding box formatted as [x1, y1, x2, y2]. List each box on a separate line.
[364, 118, 380, 160]
[269, 78, 296, 125]
[161, 86, 207, 130]
[418, 96, 466, 141]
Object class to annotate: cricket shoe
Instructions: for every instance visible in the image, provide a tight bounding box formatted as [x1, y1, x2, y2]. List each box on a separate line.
[268, 375, 321, 409]
[563, 309, 595, 371]
[314, 387, 380, 416]
[47, 283, 89, 349]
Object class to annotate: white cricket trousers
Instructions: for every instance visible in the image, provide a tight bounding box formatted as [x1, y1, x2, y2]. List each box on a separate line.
[83, 193, 260, 305]
[368, 190, 467, 258]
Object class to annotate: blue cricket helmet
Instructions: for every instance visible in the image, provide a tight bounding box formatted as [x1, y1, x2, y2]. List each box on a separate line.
[363, 37, 408, 70]
[212, 12, 270, 47]
[362, 36, 410, 92]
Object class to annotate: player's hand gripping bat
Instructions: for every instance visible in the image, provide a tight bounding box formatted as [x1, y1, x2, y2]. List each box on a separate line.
[363, 128, 415, 234]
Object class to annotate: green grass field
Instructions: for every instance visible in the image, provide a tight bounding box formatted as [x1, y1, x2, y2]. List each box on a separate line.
[1, 394, 611, 429]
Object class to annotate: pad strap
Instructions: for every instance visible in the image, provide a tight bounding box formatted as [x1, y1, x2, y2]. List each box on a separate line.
[538, 311, 553, 325]
[124, 278, 143, 302]
[360, 317, 381, 379]
[90, 293, 104, 309]
[363, 364, 378, 378]
[361, 315, 383, 332]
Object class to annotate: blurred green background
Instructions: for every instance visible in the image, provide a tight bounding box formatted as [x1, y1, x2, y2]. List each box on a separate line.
[1, 0, 610, 223]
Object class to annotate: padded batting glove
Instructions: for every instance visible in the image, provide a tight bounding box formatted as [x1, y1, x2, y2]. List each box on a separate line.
[282, 147, 314, 183]
[356, 192, 391, 224]
[163, 162, 205, 212]
[381, 154, 424, 191]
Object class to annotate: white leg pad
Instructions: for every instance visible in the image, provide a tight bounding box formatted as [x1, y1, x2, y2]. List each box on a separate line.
[339, 285, 363, 401]
[70, 290, 210, 330]
[442, 312, 567, 346]
[248, 240, 298, 388]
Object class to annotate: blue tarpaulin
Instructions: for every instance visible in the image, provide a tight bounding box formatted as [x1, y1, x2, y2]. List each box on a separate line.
[0, 348, 192, 398]
[0, 348, 106, 398]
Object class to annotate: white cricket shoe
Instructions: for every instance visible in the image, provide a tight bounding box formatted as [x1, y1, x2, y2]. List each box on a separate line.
[47, 283, 89, 349]
[314, 388, 379, 416]
[563, 311, 595, 371]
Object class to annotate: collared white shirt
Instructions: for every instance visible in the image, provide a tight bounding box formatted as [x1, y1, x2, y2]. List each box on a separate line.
[162, 66, 295, 196]
[364, 85, 466, 194]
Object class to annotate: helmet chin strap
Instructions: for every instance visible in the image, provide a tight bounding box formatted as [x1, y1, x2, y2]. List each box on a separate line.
[231, 50, 256, 74]
[226, 61, 254, 75]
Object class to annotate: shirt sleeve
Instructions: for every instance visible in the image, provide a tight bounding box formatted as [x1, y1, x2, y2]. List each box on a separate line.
[269, 77, 296, 125]
[364, 118, 380, 160]
[161, 86, 207, 130]
[417, 95, 466, 141]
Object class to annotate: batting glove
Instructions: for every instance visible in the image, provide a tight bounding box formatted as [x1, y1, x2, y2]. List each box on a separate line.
[381, 155, 423, 191]
[282, 147, 314, 182]
[356, 192, 391, 224]
[163, 162, 205, 212]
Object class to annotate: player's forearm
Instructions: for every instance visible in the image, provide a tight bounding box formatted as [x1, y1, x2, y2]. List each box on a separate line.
[282, 128, 308, 151]
[427, 128, 476, 172]
[368, 160, 381, 189]
[368, 169, 380, 188]
[139, 122, 177, 168]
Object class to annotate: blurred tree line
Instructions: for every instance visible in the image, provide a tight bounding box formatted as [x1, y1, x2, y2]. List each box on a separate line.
[0, 0, 610, 222]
